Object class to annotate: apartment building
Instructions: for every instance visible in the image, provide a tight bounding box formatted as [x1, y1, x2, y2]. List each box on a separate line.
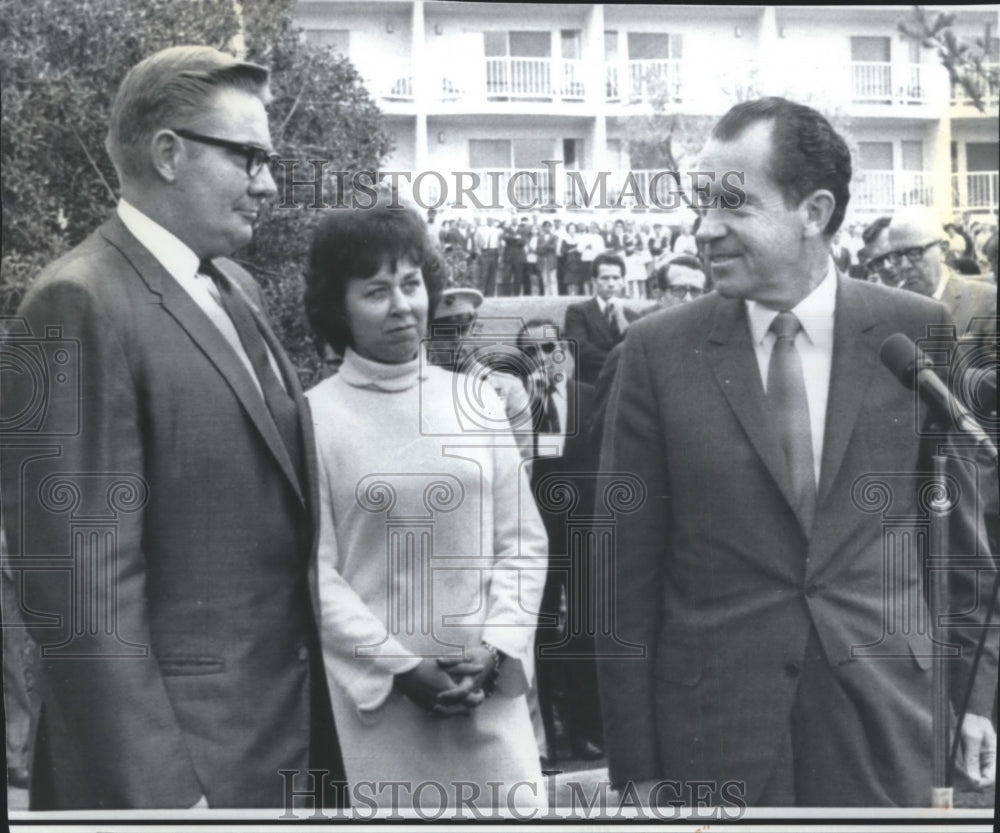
[296, 1, 999, 223]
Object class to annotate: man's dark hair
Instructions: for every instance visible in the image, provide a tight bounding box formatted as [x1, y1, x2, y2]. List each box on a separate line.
[305, 203, 442, 354]
[591, 250, 626, 279]
[861, 216, 892, 246]
[712, 96, 852, 237]
[954, 256, 982, 276]
[654, 254, 705, 292]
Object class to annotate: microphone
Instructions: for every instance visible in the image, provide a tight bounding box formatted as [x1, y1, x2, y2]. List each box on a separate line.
[879, 333, 998, 464]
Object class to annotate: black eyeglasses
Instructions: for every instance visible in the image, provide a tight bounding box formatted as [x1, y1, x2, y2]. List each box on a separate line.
[523, 342, 559, 357]
[172, 128, 279, 177]
[666, 284, 704, 299]
[865, 254, 900, 282]
[886, 240, 942, 267]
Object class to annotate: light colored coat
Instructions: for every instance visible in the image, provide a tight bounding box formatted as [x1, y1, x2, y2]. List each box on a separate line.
[308, 352, 548, 812]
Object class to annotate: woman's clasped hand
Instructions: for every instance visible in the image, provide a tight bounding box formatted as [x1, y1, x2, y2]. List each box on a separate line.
[394, 645, 498, 717]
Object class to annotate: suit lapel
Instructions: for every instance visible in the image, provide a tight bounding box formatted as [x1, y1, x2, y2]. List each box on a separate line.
[212, 260, 308, 506]
[816, 277, 879, 506]
[99, 218, 305, 506]
[705, 296, 803, 520]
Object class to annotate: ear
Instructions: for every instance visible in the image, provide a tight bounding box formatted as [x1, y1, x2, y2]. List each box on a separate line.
[150, 129, 183, 183]
[798, 189, 836, 239]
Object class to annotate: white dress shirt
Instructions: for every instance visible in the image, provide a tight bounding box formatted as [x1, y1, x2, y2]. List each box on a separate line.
[117, 199, 283, 396]
[745, 262, 838, 486]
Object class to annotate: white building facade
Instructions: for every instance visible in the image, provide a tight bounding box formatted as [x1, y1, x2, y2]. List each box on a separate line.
[296, 1, 999, 222]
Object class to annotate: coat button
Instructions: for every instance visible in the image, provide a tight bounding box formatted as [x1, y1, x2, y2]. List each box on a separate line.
[784, 662, 800, 678]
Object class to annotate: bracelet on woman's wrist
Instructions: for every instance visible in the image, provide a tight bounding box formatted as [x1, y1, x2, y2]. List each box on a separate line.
[480, 640, 505, 697]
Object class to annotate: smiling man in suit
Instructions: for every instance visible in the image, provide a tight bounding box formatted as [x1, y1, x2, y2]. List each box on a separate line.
[0, 46, 341, 809]
[563, 251, 639, 385]
[597, 97, 997, 806]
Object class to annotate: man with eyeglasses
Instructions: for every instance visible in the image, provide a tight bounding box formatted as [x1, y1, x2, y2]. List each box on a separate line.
[516, 319, 604, 767]
[657, 254, 708, 308]
[857, 216, 896, 285]
[887, 205, 997, 336]
[0, 46, 343, 808]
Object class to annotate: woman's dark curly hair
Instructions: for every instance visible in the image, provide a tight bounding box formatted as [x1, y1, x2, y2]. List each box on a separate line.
[304, 203, 445, 354]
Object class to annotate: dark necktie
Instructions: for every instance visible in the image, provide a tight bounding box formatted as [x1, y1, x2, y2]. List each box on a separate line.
[202, 261, 304, 489]
[606, 302, 620, 339]
[541, 384, 561, 435]
[767, 311, 816, 531]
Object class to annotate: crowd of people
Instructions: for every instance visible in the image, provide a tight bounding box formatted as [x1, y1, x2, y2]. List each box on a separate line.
[427, 201, 999, 302]
[430, 208, 700, 300]
[2, 45, 998, 817]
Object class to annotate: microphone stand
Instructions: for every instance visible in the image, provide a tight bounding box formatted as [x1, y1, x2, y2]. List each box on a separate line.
[930, 454, 952, 809]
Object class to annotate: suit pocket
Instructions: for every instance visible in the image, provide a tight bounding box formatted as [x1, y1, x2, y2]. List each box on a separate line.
[654, 641, 703, 686]
[159, 655, 226, 676]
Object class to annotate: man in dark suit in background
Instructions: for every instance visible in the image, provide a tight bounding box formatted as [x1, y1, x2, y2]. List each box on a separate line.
[888, 205, 997, 336]
[518, 318, 604, 764]
[0, 45, 341, 809]
[597, 97, 997, 806]
[563, 251, 639, 385]
[590, 254, 708, 450]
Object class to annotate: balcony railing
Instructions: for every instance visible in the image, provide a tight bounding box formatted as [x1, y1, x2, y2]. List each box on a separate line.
[371, 60, 413, 101]
[482, 57, 586, 101]
[606, 59, 683, 104]
[952, 171, 999, 211]
[852, 170, 934, 212]
[950, 63, 1000, 110]
[851, 61, 934, 105]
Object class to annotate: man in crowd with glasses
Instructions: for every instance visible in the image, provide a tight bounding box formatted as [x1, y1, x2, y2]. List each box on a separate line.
[0, 46, 342, 808]
[887, 205, 996, 336]
[658, 254, 708, 308]
[857, 216, 896, 285]
[516, 319, 603, 766]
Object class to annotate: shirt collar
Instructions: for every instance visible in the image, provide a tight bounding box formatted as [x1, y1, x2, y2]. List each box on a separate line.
[745, 258, 838, 348]
[117, 199, 200, 284]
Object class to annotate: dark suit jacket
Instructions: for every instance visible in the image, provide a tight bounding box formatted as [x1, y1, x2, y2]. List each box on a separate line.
[564, 297, 640, 385]
[596, 277, 998, 804]
[530, 379, 598, 556]
[0, 216, 335, 808]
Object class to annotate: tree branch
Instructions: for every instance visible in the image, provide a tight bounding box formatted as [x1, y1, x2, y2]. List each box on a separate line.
[69, 125, 117, 202]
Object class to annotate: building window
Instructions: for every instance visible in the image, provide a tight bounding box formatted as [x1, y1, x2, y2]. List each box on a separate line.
[966, 142, 999, 172]
[901, 140, 923, 171]
[469, 139, 512, 169]
[858, 141, 893, 170]
[851, 36, 891, 102]
[625, 33, 683, 102]
[483, 31, 553, 98]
